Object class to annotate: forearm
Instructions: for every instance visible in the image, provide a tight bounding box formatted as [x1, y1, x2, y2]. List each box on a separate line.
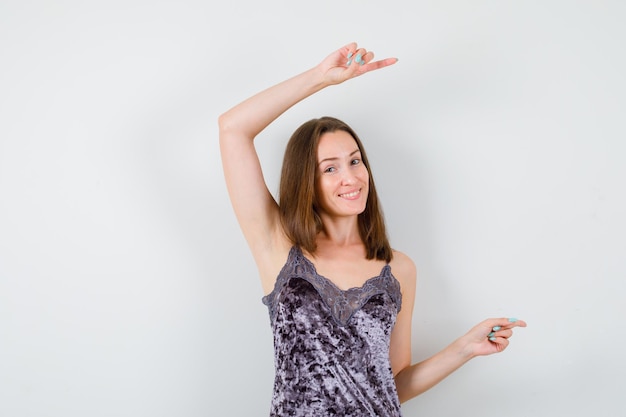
[394, 338, 474, 403]
[395, 317, 528, 403]
[218, 66, 328, 139]
[218, 43, 397, 139]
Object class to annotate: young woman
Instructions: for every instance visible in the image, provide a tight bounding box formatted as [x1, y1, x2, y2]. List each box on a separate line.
[218, 42, 526, 416]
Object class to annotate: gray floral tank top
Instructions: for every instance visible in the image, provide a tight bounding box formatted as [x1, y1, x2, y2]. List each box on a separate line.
[262, 246, 403, 416]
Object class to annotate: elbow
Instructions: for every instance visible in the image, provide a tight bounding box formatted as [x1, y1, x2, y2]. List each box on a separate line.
[394, 368, 410, 404]
[218, 111, 249, 142]
[218, 112, 239, 147]
[394, 365, 422, 404]
[217, 112, 231, 135]
[218, 112, 257, 147]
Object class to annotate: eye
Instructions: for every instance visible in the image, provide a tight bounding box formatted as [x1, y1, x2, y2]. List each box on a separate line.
[323, 166, 336, 173]
[351, 158, 361, 165]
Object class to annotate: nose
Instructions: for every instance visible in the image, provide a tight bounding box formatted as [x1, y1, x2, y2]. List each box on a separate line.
[340, 169, 357, 185]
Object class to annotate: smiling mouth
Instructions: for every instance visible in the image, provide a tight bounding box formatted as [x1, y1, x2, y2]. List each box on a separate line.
[339, 189, 361, 199]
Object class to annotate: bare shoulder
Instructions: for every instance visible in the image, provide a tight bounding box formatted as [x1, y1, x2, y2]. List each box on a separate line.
[389, 249, 417, 290]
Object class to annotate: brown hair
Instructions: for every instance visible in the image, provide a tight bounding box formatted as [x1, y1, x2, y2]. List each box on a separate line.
[278, 116, 392, 262]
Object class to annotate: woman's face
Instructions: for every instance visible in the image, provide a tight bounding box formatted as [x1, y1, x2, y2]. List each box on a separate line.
[315, 130, 369, 218]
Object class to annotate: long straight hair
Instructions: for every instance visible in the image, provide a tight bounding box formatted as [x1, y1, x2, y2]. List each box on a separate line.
[278, 116, 392, 262]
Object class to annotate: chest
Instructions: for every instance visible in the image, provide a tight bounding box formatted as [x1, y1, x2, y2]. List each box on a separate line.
[278, 275, 398, 329]
[305, 250, 387, 291]
[262, 246, 403, 327]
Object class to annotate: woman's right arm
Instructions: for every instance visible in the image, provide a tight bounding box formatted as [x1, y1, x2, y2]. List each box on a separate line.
[218, 43, 397, 279]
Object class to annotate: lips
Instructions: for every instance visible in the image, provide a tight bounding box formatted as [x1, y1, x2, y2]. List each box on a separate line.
[339, 189, 361, 200]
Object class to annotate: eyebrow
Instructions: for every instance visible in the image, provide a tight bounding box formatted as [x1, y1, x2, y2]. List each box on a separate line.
[317, 149, 361, 166]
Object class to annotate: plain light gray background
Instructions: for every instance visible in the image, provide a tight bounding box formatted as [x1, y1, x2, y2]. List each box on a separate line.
[1, 1, 624, 416]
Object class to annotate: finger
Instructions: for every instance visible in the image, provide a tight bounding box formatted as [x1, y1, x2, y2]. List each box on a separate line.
[487, 317, 527, 331]
[362, 57, 398, 71]
[489, 336, 510, 351]
[487, 327, 511, 340]
[342, 41, 357, 52]
[347, 47, 368, 66]
[491, 329, 514, 339]
[482, 318, 525, 343]
[354, 48, 370, 65]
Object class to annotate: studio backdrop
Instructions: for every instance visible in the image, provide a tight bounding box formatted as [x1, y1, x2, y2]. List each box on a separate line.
[1, 1, 624, 416]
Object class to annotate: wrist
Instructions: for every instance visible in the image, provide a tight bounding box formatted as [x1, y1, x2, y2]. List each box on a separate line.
[308, 65, 334, 89]
[450, 335, 477, 361]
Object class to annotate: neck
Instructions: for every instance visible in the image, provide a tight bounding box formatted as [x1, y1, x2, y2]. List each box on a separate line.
[317, 214, 361, 247]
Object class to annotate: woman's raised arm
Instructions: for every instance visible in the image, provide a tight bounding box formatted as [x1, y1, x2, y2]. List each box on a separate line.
[218, 43, 397, 270]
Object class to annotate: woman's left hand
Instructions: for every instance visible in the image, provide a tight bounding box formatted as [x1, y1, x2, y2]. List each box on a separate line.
[461, 318, 527, 357]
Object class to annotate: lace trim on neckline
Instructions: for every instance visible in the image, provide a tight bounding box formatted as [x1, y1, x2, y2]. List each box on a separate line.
[262, 246, 402, 326]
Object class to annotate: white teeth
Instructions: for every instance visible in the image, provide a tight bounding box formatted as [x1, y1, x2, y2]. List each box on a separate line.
[340, 190, 359, 198]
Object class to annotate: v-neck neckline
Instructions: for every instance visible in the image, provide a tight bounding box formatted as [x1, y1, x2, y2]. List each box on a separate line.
[298, 247, 391, 293]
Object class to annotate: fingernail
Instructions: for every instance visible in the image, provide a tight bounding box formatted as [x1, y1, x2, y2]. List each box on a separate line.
[508, 318, 518, 323]
[346, 59, 352, 65]
[347, 52, 353, 59]
[492, 326, 501, 331]
[489, 337, 497, 342]
[355, 53, 362, 64]
[488, 332, 495, 337]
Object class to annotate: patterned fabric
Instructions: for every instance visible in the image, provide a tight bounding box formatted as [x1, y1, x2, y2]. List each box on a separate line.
[262, 246, 403, 417]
